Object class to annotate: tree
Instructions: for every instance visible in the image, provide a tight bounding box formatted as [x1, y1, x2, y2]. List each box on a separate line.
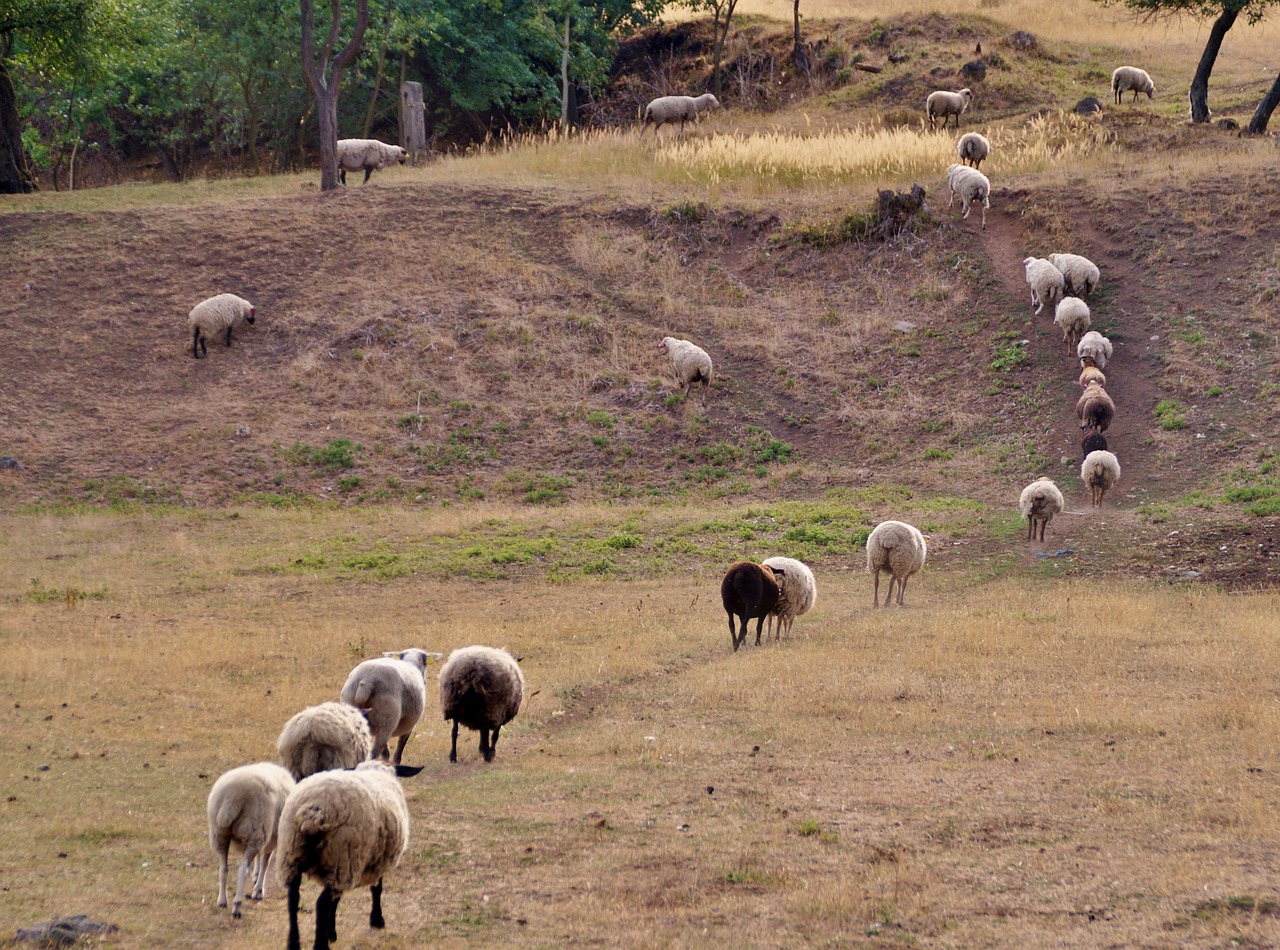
[300, 0, 369, 190]
[1246, 71, 1280, 133]
[684, 0, 738, 99]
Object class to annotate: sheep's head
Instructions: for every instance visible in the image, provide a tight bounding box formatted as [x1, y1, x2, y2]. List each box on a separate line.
[658, 338, 671, 355]
[394, 147, 407, 164]
[246, 306, 256, 325]
[958, 88, 974, 104]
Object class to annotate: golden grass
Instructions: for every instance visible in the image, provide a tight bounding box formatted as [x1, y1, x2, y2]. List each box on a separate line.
[3, 508, 1279, 947]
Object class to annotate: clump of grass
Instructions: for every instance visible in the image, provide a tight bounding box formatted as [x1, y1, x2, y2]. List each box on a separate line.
[1154, 400, 1187, 431]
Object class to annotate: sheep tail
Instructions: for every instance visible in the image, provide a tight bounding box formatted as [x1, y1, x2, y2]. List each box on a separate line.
[214, 800, 240, 831]
[348, 679, 375, 708]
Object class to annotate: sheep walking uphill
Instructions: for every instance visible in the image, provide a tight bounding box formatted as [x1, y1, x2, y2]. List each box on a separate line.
[926, 88, 973, 130]
[1079, 364, 1107, 390]
[277, 702, 374, 781]
[1076, 379, 1115, 434]
[1082, 450, 1121, 507]
[659, 336, 713, 400]
[1112, 66, 1154, 104]
[946, 163, 991, 230]
[1054, 297, 1092, 352]
[761, 556, 817, 641]
[1023, 258, 1064, 315]
[438, 646, 524, 763]
[1019, 478, 1065, 542]
[867, 521, 927, 608]
[1049, 253, 1101, 298]
[341, 649, 441, 766]
[1077, 330, 1113, 370]
[641, 94, 721, 135]
[335, 138, 406, 185]
[277, 761, 411, 950]
[956, 131, 991, 169]
[1082, 431, 1108, 456]
[207, 762, 295, 919]
[721, 561, 782, 651]
[188, 293, 254, 359]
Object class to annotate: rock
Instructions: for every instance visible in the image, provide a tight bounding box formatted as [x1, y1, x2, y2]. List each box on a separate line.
[1008, 31, 1037, 50]
[0, 456, 24, 470]
[893, 321, 918, 332]
[1216, 117, 1240, 130]
[16, 916, 119, 945]
[1075, 96, 1104, 115]
[960, 60, 987, 83]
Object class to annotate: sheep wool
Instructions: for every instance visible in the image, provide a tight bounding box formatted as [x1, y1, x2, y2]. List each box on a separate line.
[926, 88, 974, 130]
[1048, 253, 1101, 298]
[1081, 449, 1121, 507]
[188, 293, 254, 359]
[761, 556, 817, 641]
[438, 646, 525, 763]
[720, 561, 783, 651]
[335, 138, 407, 185]
[341, 649, 440, 765]
[659, 336, 713, 397]
[1077, 330, 1113, 370]
[1112, 66, 1154, 104]
[866, 521, 927, 608]
[956, 131, 991, 170]
[1079, 364, 1107, 390]
[1076, 380, 1115, 433]
[1022, 257, 1065, 315]
[1054, 296, 1092, 352]
[640, 93, 721, 134]
[207, 762, 296, 918]
[1018, 477, 1065, 542]
[946, 163, 991, 230]
[277, 702, 374, 781]
[277, 761, 410, 950]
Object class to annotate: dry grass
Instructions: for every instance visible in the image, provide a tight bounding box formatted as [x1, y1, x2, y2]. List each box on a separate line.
[2, 509, 1279, 947]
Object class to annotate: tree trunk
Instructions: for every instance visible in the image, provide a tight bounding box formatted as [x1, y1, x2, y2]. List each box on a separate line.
[300, 0, 371, 192]
[711, 0, 738, 100]
[1247, 71, 1280, 134]
[792, 0, 811, 81]
[315, 86, 340, 190]
[361, 0, 393, 137]
[560, 10, 571, 131]
[1189, 6, 1238, 123]
[0, 57, 36, 194]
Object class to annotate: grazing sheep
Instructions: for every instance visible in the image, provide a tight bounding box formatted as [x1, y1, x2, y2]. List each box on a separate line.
[207, 762, 296, 919]
[1048, 253, 1101, 298]
[761, 556, 817, 640]
[277, 761, 410, 950]
[866, 521, 927, 608]
[1023, 257, 1065, 315]
[335, 138, 406, 185]
[341, 649, 442, 766]
[1082, 431, 1108, 456]
[1112, 66, 1154, 104]
[720, 560, 782, 651]
[1081, 449, 1121, 507]
[277, 702, 374, 781]
[946, 163, 991, 230]
[1079, 364, 1107, 390]
[1019, 477, 1065, 542]
[1077, 330, 1113, 370]
[1054, 296, 1092, 352]
[658, 336, 713, 398]
[1076, 379, 1115, 433]
[438, 646, 524, 763]
[640, 94, 721, 135]
[188, 293, 255, 359]
[956, 131, 991, 170]
[926, 88, 974, 130]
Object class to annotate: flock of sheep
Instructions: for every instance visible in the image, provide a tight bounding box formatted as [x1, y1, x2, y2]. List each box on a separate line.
[207, 646, 523, 949]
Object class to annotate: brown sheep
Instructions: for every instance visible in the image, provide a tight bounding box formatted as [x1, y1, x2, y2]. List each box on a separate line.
[720, 561, 782, 652]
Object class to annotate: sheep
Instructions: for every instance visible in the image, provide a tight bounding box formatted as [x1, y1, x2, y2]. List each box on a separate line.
[658, 336, 713, 399]
[1079, 364, 1107, 390]
[1081, 449, 1121, 507]
[277, 702, 374, 781]
[207, 762, 296, 919]
[1111, 66, 1154, 104]
[335, 138, 406, 185]
[1076, 379, 1115, 433]
[946, 163, 991, 230]
[1077, 330, 1113, 370]
[720, 560, 782, 651]
[1023, 258, 1065, 315]
[1054, 296, 1092, 352]
[1082, 431, 1108, 456]
[866, 520, 927, 608]
[1048, 253, 1101, 298]
[438, 646, 524, 763]
[188, 293, 255, 359]
[926, 88, 974, 130]
[277, 760, 410, 950]
[340, 649, 442, 766]
[1018, 477, 1065, 542]
[640, 94, 721, 135]
[761, 556, 817, 641]
[956, 131, 991, 170]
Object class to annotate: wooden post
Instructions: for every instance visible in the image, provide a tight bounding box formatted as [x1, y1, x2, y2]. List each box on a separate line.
[400, 81, 426, 164]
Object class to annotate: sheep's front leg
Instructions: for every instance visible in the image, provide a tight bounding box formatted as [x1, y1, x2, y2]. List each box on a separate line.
[449, 719, 460, 762]
[363, 166, 373, 184]
[225, 326, 233, 347]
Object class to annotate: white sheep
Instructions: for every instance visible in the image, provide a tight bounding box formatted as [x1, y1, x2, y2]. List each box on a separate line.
[1048, 253, 1101, 298]
[866, 520, 927, 608]
[276, 760, 410, 950]
[956, 131, 991, 170]
[1023, 257, 1065, 315]
[340, 649, 441, 765]
[640, 93, 721, 135]
[188, 293, 255, 359]
[946, 163, 991, 230]
[1077, 330, 1113, 370]
[658, 336, 713, 398]
[1054, 296, 1092, 352]
[438, 646, 525, 763]
[1112, 66, 1154, 104]
[1079, 364, 1107, 390]
[277, 702, 374, 781]
[761, 556, 818, 640]
[207, 762, 296, 919]
[1081, 449, 1121, 507]
[1018, 477, 1065, 542]
[335, 138, 406, 185]
[926, 88, 974, 130]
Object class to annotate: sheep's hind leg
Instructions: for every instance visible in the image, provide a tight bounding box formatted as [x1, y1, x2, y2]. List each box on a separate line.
[363, 166, 373, 184]
[449, 719, 460, 762]
[286, 877, 302, 950]
[392, 733, 410, 765]
[480, 727, 494, 762]
[370, 879, 385, 929]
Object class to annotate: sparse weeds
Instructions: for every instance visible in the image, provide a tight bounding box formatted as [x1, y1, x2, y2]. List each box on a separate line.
[1154, 400, 1188, 431]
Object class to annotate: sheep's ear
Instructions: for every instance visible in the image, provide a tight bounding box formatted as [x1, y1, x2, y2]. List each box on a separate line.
[383, 651, 401, 659]
[394, 765, 424, 778]
[425, 652, 444, 663]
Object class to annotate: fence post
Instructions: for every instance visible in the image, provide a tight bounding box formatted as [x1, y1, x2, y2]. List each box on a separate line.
[400, 81, 426, 164]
